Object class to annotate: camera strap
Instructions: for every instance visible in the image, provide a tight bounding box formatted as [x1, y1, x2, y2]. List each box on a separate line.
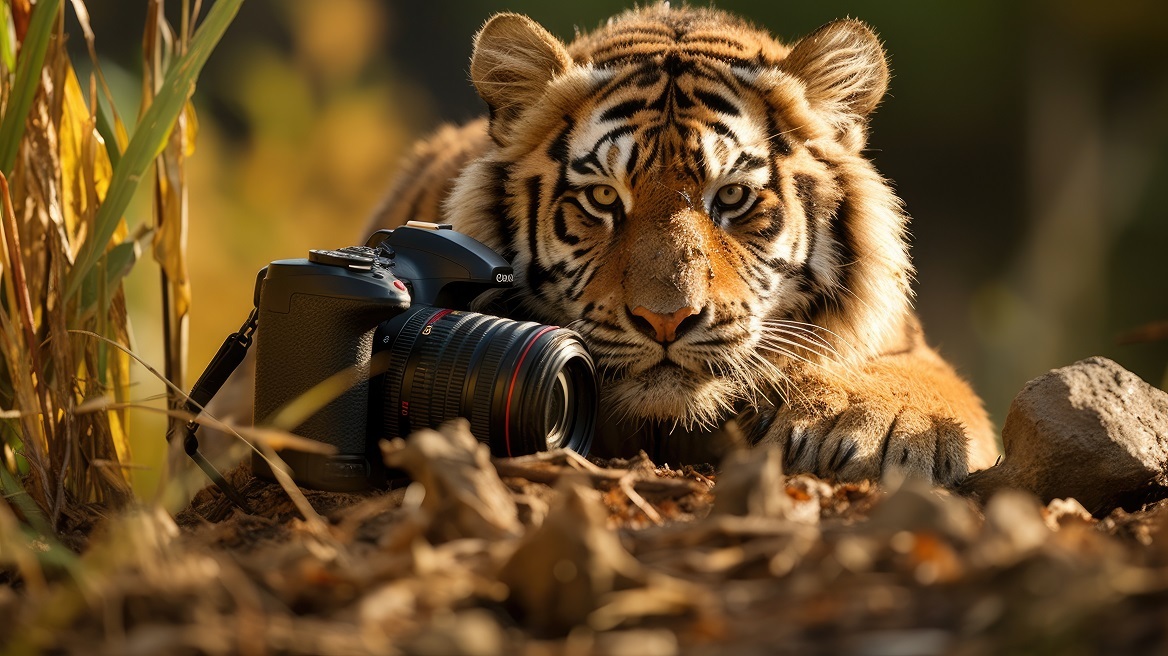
[171, 308, 259, 514]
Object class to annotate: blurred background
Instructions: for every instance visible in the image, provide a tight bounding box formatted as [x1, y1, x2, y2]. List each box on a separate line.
[72, 0, 1168, 494]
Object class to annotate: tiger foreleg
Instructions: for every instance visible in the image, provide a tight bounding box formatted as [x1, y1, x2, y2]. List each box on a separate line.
[750, 351, 997, 487]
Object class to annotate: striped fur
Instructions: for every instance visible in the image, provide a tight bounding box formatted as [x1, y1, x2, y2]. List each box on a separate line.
[367, 5, 997, 484]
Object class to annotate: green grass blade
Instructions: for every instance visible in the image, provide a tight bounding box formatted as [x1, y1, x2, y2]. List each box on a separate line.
[95, 97, 122, 170]
[64, 0, 243, 301]
[0, 462, 53, 538]
[0, 0, 62, 175]
[0, 2, 17, 73]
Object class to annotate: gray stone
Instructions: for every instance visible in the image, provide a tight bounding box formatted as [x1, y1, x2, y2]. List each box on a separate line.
[961, 357, 1168, 515]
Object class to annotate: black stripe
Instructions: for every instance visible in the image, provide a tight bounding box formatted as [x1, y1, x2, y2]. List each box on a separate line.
[571, 156, 603, 177]
[764, 108, 792, 157]
[646, 87, 669, 112]
[585, 335, 638, 349]
[547, 115, 574, 162]
[687, 337, 734, 349]
[525, 175, 548, 296]
[600, 98, 645, 122]
[632, 65, 661, 88]
[794, 173, 819, 281]
[794, 174, 817, 205]
[693, 89, 739, 116]
[642, 133, 662, 172]
[687, 142, 706, 182]
[708, 121, 735, 139]
[743, 241, 770, 261]
[661, 52, 693, 78]
[680, 36, 749, 52]
[626, 141, 641, 181]
[767, 258, 799, 276]
[798, 192, 853, 323]
[525, 175, 542, 231]
[586, 318, 624, 333]
[487, 162, 513, 259]
[701, 62, 747, 95]
[571, 261, 601, 300]
[565, 266, 590, 302]
[552, 206, 580, 246]
[600, 123, 637, 144]
[831, 196, 859, 299]
[732, 152, 768, 172]
[751, 207, 785, 242]
[561, 197, 604, 227]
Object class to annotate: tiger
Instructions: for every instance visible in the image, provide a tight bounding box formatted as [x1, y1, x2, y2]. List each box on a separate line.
[366, 4, 999, 485]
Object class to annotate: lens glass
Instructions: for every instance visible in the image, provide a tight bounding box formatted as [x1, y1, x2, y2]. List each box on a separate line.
[372, 306, 597, 457]
[544, 371, 570, 449]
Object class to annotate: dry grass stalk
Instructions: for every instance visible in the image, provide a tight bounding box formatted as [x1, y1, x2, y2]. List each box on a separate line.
[145, 0, 195, 434]
[0, 0, 242, 537]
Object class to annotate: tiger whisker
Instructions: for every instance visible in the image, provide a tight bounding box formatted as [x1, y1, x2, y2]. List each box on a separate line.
[761, 318, 852, 354]
[762, 319, 839, 346]
[758, 331, 839, 363]
[754, 340, 824, 370]
[744, 348, 817, 410]
[740, 348, 804, 408]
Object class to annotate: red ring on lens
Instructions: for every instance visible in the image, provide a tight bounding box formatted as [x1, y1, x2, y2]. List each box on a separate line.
[503, 326, 558, 457]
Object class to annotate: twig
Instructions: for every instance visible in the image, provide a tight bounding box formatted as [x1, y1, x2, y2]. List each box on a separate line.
[492, 455, 706, 498]
[619, 471, 663, 525]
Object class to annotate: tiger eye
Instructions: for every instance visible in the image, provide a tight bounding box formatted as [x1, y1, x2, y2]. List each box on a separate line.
[587, 184, 620, 208]
[715, 184, 748, 209]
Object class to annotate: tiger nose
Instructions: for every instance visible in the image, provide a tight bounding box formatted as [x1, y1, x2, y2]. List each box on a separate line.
[628, 305, 702, 343]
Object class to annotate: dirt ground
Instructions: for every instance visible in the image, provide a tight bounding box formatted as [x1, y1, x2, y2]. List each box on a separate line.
[3, 420, 1168, 655]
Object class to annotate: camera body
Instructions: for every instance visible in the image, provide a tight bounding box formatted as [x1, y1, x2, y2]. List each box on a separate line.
[251, 222, 596, 491]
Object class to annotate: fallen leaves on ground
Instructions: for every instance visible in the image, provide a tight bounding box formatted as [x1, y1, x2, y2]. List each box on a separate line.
[2, 419, 1167, 655]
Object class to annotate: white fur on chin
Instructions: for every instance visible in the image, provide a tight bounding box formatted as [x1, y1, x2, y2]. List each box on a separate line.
[602, 363, 743, 431]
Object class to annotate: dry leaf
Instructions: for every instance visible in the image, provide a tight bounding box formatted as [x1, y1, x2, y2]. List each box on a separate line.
[381, 419, 522, 542]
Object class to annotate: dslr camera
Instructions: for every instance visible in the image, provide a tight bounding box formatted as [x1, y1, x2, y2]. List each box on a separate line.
[248, 222, 598, 491]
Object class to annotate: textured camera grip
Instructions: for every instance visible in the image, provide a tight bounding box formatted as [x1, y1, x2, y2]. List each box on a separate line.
[255, 295, 386, 455]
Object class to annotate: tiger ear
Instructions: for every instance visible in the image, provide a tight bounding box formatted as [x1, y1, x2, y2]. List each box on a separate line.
[780, 19, 889, 146]
[471, 13, 573, 145]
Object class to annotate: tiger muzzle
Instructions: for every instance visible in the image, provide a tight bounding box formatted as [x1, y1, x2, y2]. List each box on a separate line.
[627, 305, 703, 343]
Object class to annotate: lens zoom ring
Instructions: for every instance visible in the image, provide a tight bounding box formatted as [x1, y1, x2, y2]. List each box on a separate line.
[470, 321, 534, 451]
[430, 313, 493, 428]
[382, 307, 442, 438]
[407, 312, 465, 430]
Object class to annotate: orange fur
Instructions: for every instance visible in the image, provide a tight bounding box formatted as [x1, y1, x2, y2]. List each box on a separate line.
[366, 5, 998, 483]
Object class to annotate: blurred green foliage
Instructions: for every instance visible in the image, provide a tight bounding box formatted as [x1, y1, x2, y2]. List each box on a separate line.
[71, 0, 1168, 492]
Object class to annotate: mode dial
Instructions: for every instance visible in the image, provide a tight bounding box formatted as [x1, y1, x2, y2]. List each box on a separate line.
[308, 249, 374, 271]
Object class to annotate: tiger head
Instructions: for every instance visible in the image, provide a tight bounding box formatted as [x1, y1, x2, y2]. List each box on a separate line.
[447, 5, 913, 430]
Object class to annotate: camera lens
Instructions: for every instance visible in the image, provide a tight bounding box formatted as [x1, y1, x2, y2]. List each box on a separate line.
[545, 371, 570, 450]
[372, 306, 597, 457]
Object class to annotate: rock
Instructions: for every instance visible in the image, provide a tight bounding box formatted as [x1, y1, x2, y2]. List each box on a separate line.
[961, 357, 1168, 515]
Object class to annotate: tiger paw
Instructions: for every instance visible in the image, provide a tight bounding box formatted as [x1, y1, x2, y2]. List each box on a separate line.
[752, 374, 971, 487]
